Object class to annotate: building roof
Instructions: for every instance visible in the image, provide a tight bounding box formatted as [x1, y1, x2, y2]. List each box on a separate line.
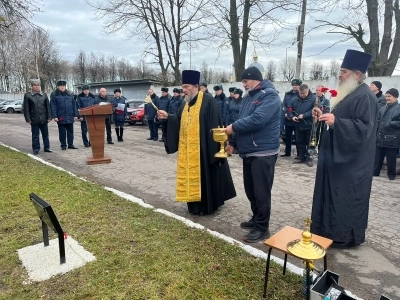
[73, 78, 160, 88]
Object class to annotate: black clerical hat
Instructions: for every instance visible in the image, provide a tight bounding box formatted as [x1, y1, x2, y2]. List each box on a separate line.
[182, 70, 201, 85]
[340, 50, 372, 74]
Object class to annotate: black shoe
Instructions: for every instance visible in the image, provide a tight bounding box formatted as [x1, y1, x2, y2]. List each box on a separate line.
[44, 149, 52, 153]
[33, 151, 39, 155]
[243, 228, 270, 243]
[389, 177, 396, 180]
[147, 137, 153, 140]
[84, 144, 90, 148]
[61, 147, 66, 150]
[68, 146, 78, 149]
[240, 219, 255, 229]
[280, 153, 291, 157]
[107, 141, 114, 144]
[153, 138, 158, 141]
[373, 174, 380, 177]
[293, 160, 305, 164]
[295, 156, 299, 160]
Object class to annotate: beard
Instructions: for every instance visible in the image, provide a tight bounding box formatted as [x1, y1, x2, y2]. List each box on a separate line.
[331, 75, 360, 109]
[184, 90, 198, 102]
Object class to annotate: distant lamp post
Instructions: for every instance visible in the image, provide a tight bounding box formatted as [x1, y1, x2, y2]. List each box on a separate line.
[26, 47, 40, 80]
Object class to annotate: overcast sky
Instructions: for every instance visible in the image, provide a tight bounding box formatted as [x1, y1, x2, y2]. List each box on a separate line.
[31, 0, 367, 75]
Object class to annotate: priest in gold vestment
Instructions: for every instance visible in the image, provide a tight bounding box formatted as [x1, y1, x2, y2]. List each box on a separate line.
[157, 70, 236, 215]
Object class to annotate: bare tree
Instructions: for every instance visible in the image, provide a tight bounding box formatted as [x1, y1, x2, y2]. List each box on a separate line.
[86, 0, 209, 85]
[203, 0, 298, 81]
[280, 56, 296, 81]
[317, 0, 400, 76]
[265, 61, 277, 81]
[309, 62, 324, 80]
[0, 0, 41, 29]
[328, 59, 340, 77]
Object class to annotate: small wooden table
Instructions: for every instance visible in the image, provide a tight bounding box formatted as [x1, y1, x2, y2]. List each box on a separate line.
[263, 226, 332, 299]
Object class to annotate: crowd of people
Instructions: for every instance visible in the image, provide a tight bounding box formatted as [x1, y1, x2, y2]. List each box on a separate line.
[22, 49, 399, 247]
[23, 81, 128, 154]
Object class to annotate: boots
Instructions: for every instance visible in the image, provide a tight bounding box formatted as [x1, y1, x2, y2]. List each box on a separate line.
[119, 127, 124, 142]
[115, 128, 120, 141]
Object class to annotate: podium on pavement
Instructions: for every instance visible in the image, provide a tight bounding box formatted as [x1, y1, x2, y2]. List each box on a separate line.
[78, 103, 112, 165]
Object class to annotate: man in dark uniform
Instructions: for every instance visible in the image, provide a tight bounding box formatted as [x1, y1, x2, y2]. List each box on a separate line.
[213, 84, 228, 124]
[311, 49, 378, 248]
[96, 88, 114, 144]
[287, 84, 316, 166]
[76, 85, 98, 147]
[50, 80, 79, 150]
[145, 89, 159, 141]
[168, 88, 184, 115]
[23, 79, 52, 155]
[281, 79, 301, 157]
[199, 82, 210, 94]
[158, 87, 171, 142]
[157, 70, 236, 215]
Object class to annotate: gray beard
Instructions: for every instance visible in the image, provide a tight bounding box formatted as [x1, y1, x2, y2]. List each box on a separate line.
[331, 77, 360, 110]
[184, 91, 198, 103]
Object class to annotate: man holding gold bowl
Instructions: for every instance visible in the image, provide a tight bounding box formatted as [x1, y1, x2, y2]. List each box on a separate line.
[222, 66, 281, 243]
[157, 70, 236, 215]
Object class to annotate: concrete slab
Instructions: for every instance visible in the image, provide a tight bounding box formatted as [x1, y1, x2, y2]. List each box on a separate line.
[17, 237, 96, 283]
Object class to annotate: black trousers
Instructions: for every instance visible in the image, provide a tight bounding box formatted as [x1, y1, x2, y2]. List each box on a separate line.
[284, 125, 296, 155]
[148, 120, 158, 139]
[105, 117, 112, 142]
[243, 155, 277, 231]
[80, 120, 89, 146]
[295, 128, 311, 162]
[160, 121, 167, 139]
[58, 123, 74, 148]
[374, 147, 398, 179]
[31, 123, 50, 152]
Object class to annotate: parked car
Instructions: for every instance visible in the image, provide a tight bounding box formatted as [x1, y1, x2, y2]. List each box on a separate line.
[0, 100, 23, 113]
[126, 103, 147, 125]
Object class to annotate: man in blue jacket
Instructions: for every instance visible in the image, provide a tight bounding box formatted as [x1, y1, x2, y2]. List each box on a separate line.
[223, 66, 281, 243]
[50, 80, 79, 150]
[287, 84, 316, 166]
[76, 85, 98, 147]
[281, 79, 301, 157]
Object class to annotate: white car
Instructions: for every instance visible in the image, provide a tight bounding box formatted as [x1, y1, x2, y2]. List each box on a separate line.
[0, 100, 23, 113]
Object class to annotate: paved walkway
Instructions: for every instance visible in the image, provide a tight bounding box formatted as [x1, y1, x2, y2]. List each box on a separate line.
[1, 113, 399, 299]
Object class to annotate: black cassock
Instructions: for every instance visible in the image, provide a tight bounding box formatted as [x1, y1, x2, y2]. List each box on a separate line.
[163, 92, 236, 214]
[311, 83, 378, 245]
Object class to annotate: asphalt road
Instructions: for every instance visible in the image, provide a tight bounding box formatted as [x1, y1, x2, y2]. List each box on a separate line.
[0, 113, 399, 299]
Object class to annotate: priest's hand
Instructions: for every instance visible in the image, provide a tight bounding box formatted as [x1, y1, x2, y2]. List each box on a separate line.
[225, 145, 234, 155]
[312, 107, 322, 118]
[319, 113, 335, 126]
[157, 110, 168, 120]
[221, 124, 234, 135]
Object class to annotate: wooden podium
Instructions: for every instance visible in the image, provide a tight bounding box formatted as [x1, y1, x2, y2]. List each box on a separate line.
[79, 104, 112, 165]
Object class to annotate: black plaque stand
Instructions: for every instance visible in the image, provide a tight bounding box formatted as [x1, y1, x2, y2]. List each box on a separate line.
[30, 193, 66, 264]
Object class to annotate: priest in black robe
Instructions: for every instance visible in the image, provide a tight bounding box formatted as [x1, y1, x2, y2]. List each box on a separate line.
[157, 70, 236, 215]
[310, 50, 379, 249]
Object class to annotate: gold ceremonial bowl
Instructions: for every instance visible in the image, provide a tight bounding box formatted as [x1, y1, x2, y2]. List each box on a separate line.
[211, 126, 229, 158]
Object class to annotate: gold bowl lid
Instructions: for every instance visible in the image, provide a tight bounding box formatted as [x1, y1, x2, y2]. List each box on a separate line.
[287, 218, 326, 260]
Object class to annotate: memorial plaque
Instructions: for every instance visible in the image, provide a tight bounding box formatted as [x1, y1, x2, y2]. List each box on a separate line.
[29, 193, 66, 264]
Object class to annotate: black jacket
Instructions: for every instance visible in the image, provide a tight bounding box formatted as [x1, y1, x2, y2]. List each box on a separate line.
[287, 91, 317, 130]
[23, 92, 52, 124]
[376, 101, 400, 148]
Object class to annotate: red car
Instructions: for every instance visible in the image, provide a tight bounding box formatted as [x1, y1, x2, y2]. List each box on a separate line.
[126, 103, 147, 125]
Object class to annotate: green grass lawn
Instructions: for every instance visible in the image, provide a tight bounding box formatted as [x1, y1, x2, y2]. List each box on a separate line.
[0, 145, 303, 300]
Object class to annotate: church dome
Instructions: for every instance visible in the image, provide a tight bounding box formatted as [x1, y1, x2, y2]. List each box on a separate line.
[248, 52, 265, 78]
